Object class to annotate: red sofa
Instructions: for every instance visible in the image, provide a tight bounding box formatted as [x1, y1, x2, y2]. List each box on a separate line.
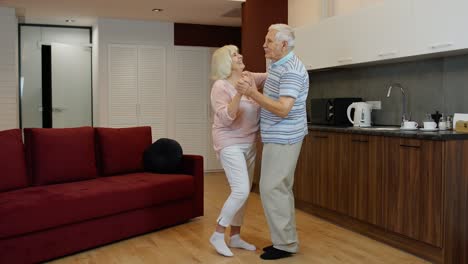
[0, 126, 203, 264]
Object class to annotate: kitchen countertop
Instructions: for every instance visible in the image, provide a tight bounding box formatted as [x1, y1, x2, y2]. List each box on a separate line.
[308, 124, 468, 140]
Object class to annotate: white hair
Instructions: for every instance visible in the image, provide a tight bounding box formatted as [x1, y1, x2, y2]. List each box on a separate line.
[211, 45, 238, 80]
[269, 23, 295, 51]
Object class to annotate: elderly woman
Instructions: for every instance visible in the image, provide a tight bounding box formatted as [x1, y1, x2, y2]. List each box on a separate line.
[209, 45, 266, 257]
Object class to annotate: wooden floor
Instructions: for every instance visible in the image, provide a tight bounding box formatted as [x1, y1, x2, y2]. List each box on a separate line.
[48, 172, 430, 264]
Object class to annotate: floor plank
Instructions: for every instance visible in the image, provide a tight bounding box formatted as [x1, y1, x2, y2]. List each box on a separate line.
[48, 172, 430, 264]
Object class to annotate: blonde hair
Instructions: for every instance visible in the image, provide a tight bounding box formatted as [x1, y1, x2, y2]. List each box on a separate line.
[211, 45, 238, 80]
[269, 23, 295, 51]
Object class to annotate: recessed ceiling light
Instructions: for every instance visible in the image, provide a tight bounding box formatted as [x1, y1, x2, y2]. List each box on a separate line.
[152, 8, 163, 12]
[65, 19, 75, 23]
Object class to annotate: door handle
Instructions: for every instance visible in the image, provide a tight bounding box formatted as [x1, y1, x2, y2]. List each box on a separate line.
[430, 42, 453, 50]
[313, 135, 328, 139]
[399, 144, 420, 149]
[351, 139, 369, 143]
[52, 107, 66, 113]
[337, 57, 353, 63]
[378, 51, 397, 57]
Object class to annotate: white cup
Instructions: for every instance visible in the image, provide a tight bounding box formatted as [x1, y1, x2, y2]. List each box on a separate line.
[438, 121, 447, 130]
[423, 121, 437, 129]
[402, 121, 418, 129]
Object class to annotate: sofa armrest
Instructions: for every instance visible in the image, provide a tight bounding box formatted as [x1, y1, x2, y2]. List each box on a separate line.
[179, 155, 204, 217]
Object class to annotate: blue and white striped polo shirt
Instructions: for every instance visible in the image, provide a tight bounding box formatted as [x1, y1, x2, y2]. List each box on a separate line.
[260, 52, 309, 144]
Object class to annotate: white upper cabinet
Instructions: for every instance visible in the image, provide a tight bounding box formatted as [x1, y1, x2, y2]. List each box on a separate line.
[294, 0, 468, 70]
[409, 0, 468, 56]
[356, 0, 412, 62]
[295, 19, 338, 70]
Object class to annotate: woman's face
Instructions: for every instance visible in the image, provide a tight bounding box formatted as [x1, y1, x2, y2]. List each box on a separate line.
[230, 50, 245, 72]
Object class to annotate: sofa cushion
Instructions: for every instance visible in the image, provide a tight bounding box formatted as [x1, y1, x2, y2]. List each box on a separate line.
[0, 129, 29, 192]
[24, 127, 98, 185]
[0, 172, 194, 239]
[96, 126, 152, 176]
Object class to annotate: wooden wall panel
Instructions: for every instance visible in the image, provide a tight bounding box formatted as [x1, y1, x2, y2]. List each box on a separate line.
[174, 23, 241, 48]
[241, 0, 288, 72]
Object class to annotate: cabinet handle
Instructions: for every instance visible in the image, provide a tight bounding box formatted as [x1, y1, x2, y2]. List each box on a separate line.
[337, 57, 353, 63]
[400, 144, 420, 149]
[313, 135, 328, 139]
[430, 42, 453, 49]
[378, 51, 397, 57]
[352, 139, 369, 143]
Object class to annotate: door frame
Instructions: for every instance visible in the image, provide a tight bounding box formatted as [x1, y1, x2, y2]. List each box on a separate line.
[18, 23, 93, 128]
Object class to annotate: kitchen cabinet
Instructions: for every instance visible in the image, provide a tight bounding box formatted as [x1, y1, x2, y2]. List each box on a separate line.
[295, 132, 443, 245]
[293, 133, 310, 201]
[309, 131, 339, 208]
[295, 0, 410, 69]
[383, 137, 443, 247]
[409, 0, 468, 57]
[294, 0, 468, 70]
[254, 126, 468, 263]
[346, 134, 384, 226]
[294, 20, 336, 70]
[295, 132, 384, 225]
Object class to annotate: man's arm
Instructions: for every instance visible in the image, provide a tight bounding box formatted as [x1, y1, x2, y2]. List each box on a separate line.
[237, 77, 295, 118]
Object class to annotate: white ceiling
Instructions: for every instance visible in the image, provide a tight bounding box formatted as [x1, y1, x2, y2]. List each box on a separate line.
[0, 0, 244, 27]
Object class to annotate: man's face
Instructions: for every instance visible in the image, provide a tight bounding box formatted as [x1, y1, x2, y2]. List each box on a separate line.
[263, 29, 286, 61]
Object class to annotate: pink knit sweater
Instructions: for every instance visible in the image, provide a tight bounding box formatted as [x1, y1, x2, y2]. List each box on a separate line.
[210, 73, 267, 154]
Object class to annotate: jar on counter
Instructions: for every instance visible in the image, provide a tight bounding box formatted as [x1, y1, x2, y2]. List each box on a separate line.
[447, 115, 453, 130]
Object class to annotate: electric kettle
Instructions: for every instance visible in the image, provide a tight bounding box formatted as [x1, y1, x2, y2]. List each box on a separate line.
[347, 102, 372, 127]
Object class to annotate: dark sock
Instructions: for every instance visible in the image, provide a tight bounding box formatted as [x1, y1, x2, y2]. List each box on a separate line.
[260, 248, 292, 260]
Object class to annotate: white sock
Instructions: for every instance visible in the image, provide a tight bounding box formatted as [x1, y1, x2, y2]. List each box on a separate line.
[210, 232, 234, 257]
[229, 234, 256, 251]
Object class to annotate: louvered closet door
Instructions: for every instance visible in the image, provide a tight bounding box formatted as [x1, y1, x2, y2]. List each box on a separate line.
[138, 46, 167, 140]
[205, 48, 222, 171]
[108, 45, 138, 128]
[0, 14, 18, 130]
[174, 47, 209, 161]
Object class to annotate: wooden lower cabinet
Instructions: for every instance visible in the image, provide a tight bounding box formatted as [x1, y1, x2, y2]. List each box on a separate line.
[294, 130, 447, 263]
[296, 132, 385, 225]
[346, 134, 384, 226]
[383, 137, 443, 247]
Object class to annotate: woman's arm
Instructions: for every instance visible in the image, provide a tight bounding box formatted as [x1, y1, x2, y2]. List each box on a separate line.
[211, 81, 241, 126]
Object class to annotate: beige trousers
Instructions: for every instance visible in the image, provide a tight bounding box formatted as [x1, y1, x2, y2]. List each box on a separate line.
[259, 141, 303, 253]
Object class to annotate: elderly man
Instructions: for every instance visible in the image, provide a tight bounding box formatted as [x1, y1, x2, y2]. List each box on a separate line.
[236, 23, 309, 260]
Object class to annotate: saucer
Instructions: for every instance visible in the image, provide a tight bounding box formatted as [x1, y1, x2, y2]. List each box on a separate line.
[400, 127, 418, 131]
[419, 128, 438, 132]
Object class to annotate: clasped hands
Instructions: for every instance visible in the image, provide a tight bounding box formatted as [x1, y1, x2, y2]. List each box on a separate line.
[235, 71, 257, 96]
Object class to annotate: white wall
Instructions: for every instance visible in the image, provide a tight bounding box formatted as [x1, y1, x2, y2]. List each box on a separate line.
[92, 25, 99, 126]
[0, 7, 19, 130]
[95, 18, 175, 132]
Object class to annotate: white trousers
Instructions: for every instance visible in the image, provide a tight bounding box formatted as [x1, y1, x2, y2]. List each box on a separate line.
[260, 141, 303, 253]
[217, 143, 256, 227]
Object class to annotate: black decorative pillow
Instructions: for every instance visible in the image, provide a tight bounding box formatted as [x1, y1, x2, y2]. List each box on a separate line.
[143, 138, 183, 173]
